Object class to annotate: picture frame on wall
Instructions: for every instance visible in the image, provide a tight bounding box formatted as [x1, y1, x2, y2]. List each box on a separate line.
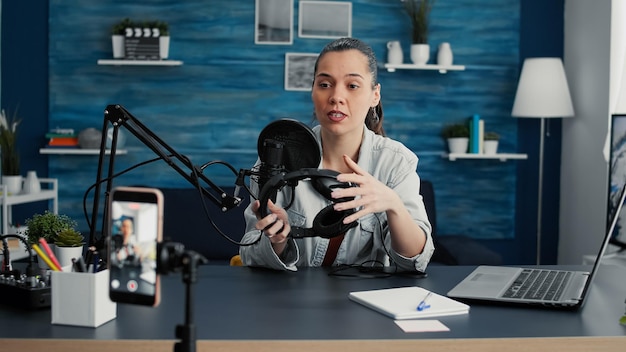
[607, 114, 626, 249]
[298, 1, 352, 39]
[255, 0, 293, 45]
[284, 53, 318, 91]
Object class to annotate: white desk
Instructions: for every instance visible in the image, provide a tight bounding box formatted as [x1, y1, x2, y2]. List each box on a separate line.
[0, 178, 58, 234]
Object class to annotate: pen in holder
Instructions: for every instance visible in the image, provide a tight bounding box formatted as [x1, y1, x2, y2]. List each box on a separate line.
[51, 269, 117, 327]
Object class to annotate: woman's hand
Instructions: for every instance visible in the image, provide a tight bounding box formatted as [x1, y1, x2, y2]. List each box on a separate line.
[331, 154, 403, 224]
[252, 199, 291, 254]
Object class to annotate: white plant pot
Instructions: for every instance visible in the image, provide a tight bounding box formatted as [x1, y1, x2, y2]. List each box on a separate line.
[447, 137, 469, 154]
[111, 35, 125, 59]
[2, 175, 23, 195]
[410, 44, 430, 65]
[483, 140, 499, 155]
[160, 36, 170, 59]
[55, 246, 84, 269]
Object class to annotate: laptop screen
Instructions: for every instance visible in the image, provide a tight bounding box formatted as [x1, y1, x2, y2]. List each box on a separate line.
[607, 114, 626, 249]
[582, 183, 626, 299]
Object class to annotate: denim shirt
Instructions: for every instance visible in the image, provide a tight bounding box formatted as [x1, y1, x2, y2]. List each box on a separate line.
[239, 125, 434, 272]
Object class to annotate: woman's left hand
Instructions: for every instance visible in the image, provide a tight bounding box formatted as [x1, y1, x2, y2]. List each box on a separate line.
[330, 154, 402, 224]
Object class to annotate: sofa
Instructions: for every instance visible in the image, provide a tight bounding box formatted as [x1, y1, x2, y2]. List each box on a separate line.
[158, 180, 502, 266]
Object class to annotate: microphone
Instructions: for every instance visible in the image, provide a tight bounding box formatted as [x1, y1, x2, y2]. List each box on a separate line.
[257, 138, 286, 193]
[255, 118, 321, 193]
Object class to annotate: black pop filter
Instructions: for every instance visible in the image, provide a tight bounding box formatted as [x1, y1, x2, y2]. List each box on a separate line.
[257, 119, 321, 172]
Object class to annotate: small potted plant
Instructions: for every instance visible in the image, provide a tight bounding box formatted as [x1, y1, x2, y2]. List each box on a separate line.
[403, 0, 436, 65]
[25, 211, 79, 269]
[155, 20, 170, 59]
[54, 228, 85, 268]
[441, 122, 470, 154]
[111, 18, 133, 58]
[483, 131, 500, 155]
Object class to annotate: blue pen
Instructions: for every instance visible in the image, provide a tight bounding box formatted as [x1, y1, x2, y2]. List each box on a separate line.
[92, 251, 100, 273]
[417, 292, 432, 311]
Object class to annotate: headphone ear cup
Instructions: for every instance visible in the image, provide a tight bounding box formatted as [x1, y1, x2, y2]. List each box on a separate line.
[312, 205, 357, 239]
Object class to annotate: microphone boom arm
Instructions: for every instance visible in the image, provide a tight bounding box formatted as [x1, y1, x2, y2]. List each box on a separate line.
[88, 104, 242, 250]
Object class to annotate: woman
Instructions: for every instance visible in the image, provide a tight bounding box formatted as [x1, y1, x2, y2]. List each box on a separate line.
[240, 38, 434, 272]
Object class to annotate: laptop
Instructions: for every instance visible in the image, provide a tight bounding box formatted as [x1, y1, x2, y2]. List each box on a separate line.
[447, 184, 626, 309]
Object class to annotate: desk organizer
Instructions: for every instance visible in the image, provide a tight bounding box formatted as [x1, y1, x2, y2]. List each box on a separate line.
[51, 269, 116, 327]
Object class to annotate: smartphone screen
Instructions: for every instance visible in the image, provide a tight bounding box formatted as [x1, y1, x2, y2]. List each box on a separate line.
[108, 187, 163, 306]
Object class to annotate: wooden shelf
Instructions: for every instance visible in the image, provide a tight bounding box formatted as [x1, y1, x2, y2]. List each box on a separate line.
[383, 63, 465, 73]
[97, 59, 183, 66]
[39, 148, 127, 155]
[443, 153, 528, 161]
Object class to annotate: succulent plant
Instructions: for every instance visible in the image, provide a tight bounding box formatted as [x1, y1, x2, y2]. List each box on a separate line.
[54, 228, 85, 248]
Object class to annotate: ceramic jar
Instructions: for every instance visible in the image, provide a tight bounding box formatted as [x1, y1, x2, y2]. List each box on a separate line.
[437, 42, 453, 66]
[386, 41, 403, 65]
[23, 170, 41, 194]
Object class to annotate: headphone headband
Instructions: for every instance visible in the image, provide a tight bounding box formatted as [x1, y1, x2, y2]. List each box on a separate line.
[257, 168, 357, 239]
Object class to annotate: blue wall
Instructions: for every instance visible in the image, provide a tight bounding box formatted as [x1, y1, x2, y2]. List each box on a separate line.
[2, 0, 565, 264]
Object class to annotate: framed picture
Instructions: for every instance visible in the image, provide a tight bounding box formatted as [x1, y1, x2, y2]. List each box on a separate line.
[298, 1, 352, 39]
[284, 53, 318, 91]
[607, 114, 626, 248]
[255, 0, 293, 45]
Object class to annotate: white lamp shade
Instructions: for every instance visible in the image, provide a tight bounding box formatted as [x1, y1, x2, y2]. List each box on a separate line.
[511, 58, 575, 118]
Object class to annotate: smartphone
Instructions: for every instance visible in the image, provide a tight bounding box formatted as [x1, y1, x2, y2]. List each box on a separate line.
[108, 186, 163, 306]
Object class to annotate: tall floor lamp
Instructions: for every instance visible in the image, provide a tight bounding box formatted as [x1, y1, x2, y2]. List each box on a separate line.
[511, 58, 575, 265]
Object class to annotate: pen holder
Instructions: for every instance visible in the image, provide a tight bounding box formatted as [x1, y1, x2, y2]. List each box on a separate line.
[51, 269, 117, 327]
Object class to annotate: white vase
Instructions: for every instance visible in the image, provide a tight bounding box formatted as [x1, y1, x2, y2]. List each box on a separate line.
[55, 246, 84, 270]
[483, 140, 499, 155]
[2, 175, 23, 195]
[386, 40, 403, 65]
[410, 44, 430, 65]
[111, 35, 125, 59]
[437, 42, 453, 66]
[447, 138, 469, 154]
[23, 170, 41, 194]
[160, 36, 170, 59]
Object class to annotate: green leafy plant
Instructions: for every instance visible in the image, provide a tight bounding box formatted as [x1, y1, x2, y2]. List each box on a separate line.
[0, 108, 21, 176]
[155, 21, 169, 36]
[111, 18, 133, 35]
[403, 0, 436, 44]
[25, 211, 78, 245]
[54, 228, 85, 248]
[441, 123, 470, 139]
[484, 132, 500, 141]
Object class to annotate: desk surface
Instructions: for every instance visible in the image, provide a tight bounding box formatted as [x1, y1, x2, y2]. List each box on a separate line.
[1, 264, 625, 351]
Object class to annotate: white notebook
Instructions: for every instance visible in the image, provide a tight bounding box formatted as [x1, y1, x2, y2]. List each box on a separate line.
[349, 286, 469, 320]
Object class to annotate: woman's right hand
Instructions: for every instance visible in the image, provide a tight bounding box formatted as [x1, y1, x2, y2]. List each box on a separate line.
[252, 199, 291, 254]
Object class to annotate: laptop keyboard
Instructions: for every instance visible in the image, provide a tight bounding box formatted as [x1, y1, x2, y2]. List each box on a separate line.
[502, 269, 572, 301]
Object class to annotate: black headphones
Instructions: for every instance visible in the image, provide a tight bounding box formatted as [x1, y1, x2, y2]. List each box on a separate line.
[258, 168, 358, 239]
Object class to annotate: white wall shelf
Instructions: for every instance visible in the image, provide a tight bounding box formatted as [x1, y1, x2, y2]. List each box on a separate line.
[383, 63, 466, 73]
[443, 153, 528, 161]
[39, 148, 127, 155]
[97, 59, 183, 66]
[0, 178, 58, 235]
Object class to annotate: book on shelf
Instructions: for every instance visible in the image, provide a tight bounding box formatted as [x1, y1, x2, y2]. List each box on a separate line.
[46, 130, 78, 147]
[349, 286, 469, 320]
[47, 137, 79, 147]
[468, 114, 484, 154]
